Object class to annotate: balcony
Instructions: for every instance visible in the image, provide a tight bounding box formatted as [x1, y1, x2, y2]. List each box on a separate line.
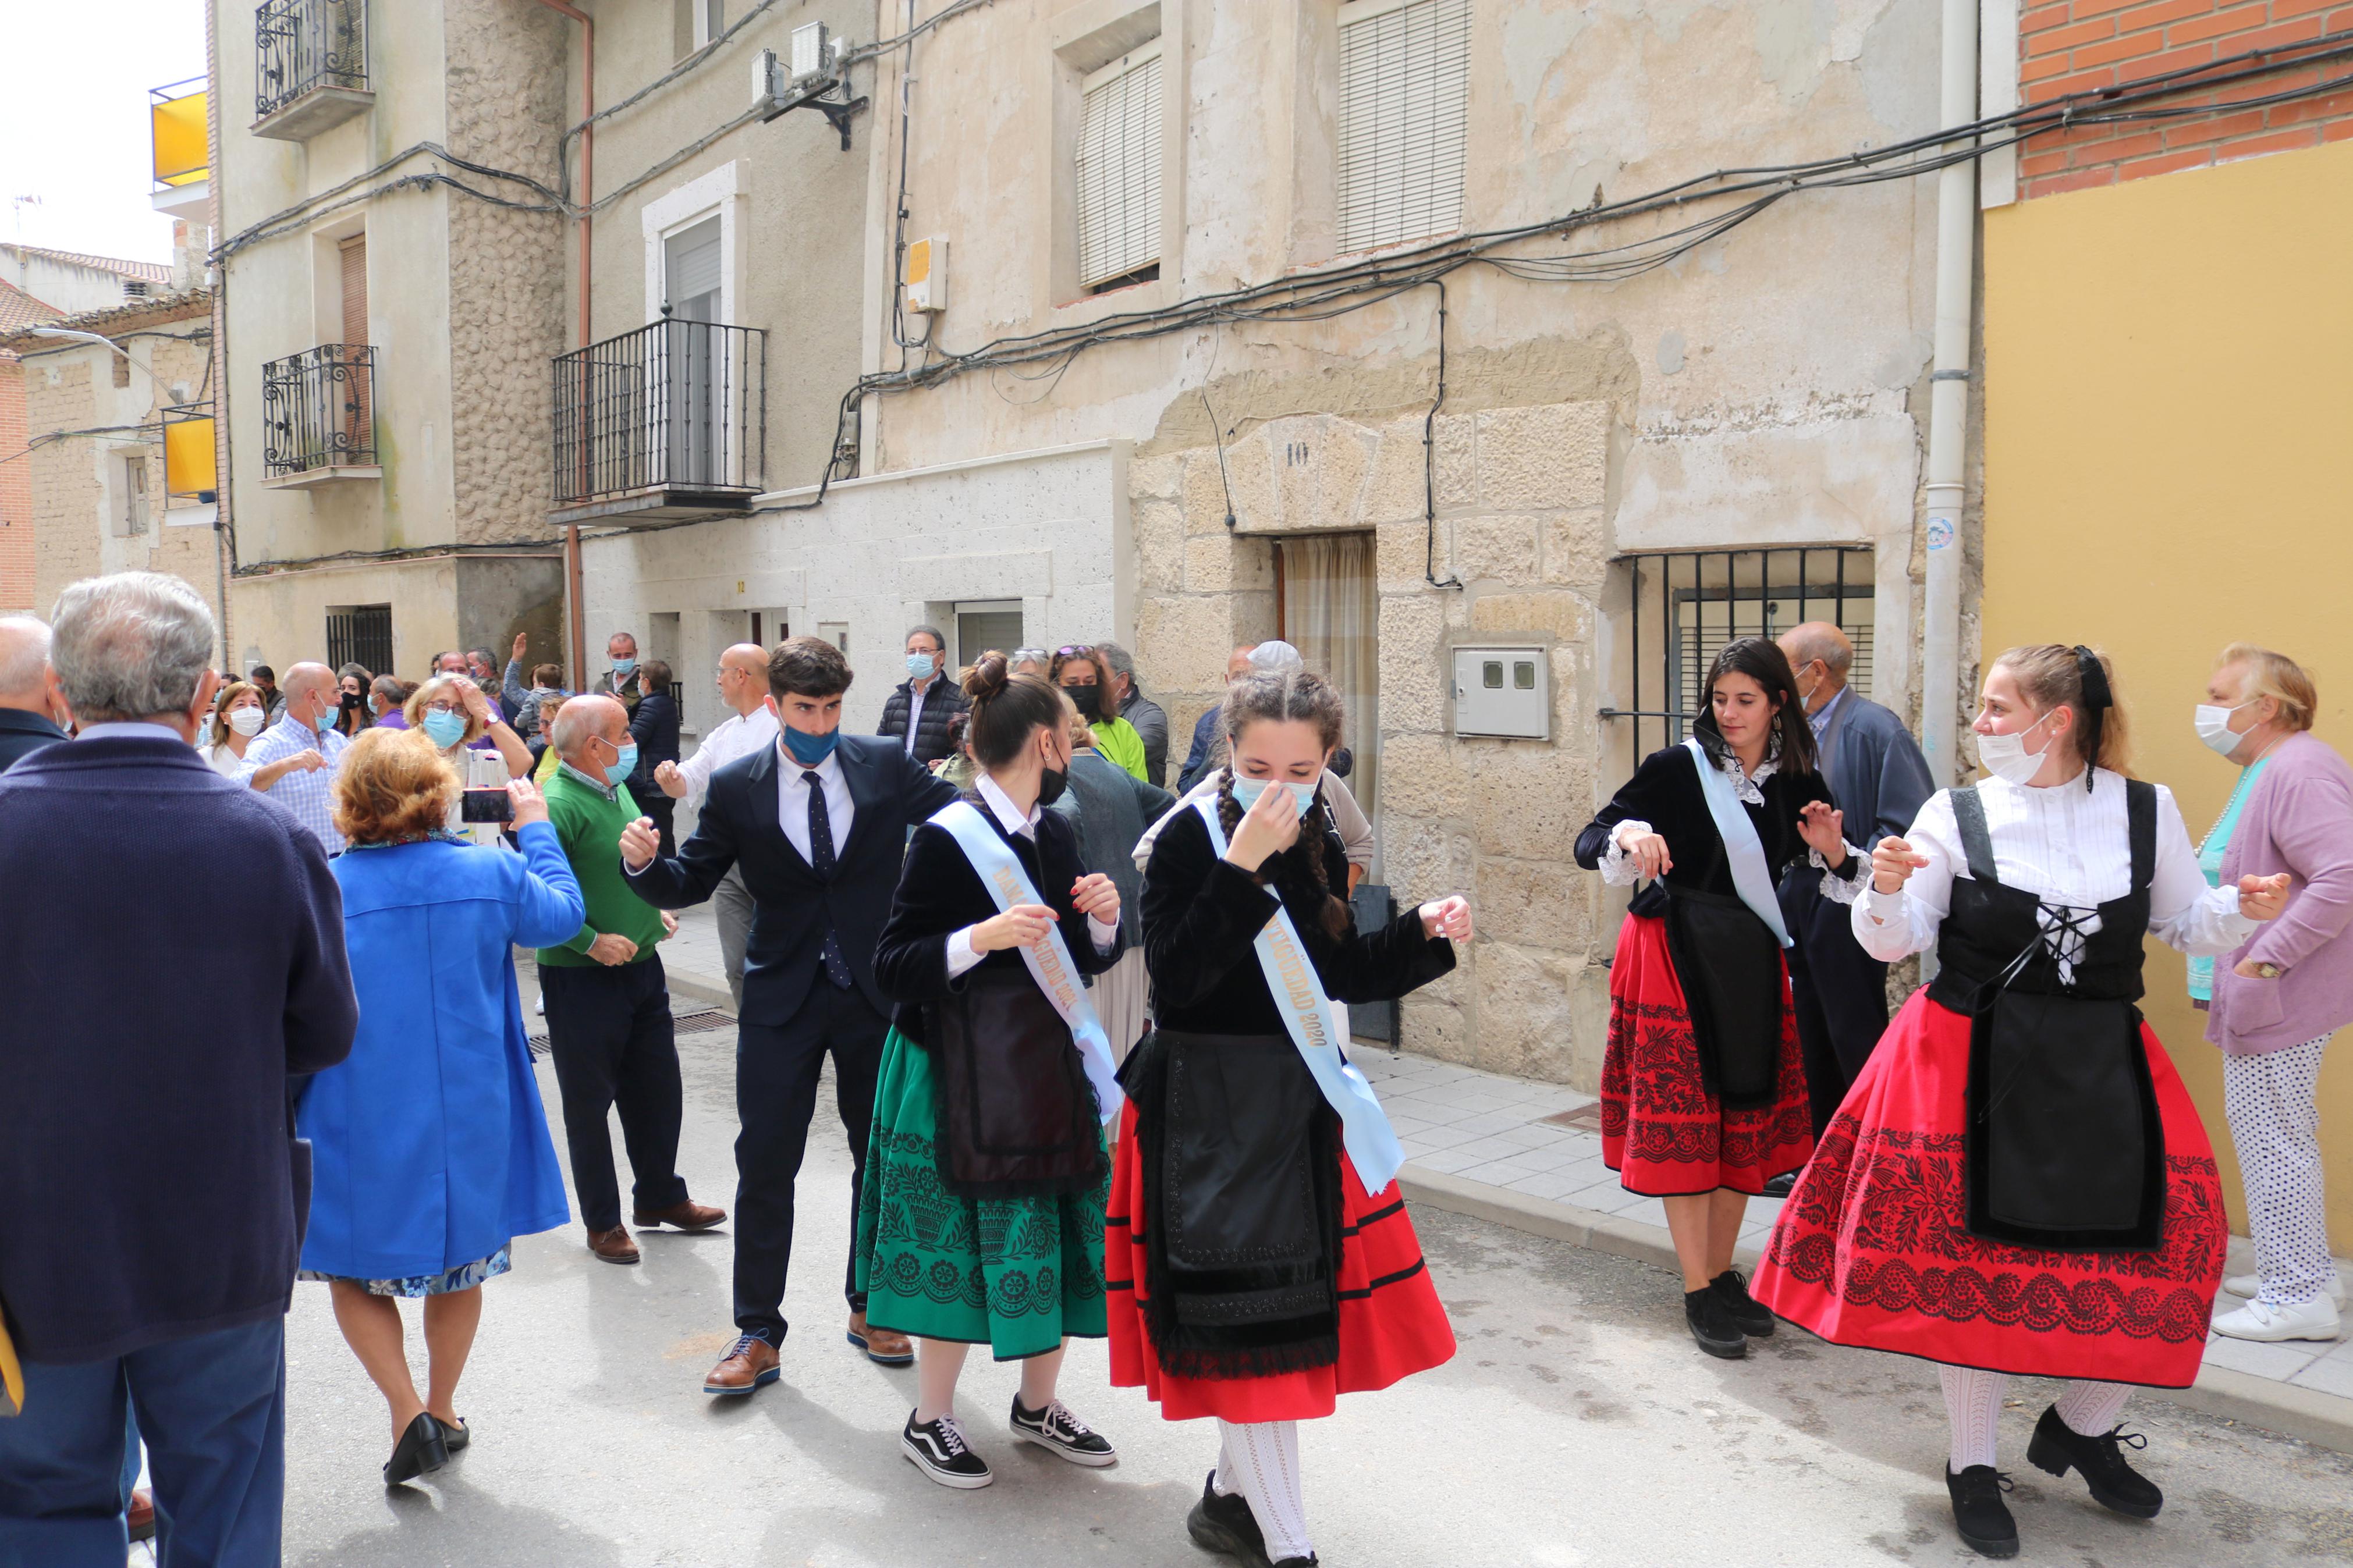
[150, 78, 210, 222]
[261, 344, 379, 489]
[252, 0, 371, 141]
[551, 317, 767, 527]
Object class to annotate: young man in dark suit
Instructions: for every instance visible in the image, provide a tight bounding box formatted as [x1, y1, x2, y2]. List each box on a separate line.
[1773, 623, 1936, 1168]
[620, 637, 957, 1396]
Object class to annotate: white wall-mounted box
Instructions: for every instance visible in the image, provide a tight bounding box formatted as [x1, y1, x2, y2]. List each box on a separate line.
[1454, 646, 1550, 739]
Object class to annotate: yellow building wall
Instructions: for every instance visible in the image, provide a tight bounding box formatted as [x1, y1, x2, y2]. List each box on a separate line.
[1983, 136, 2353, 1244]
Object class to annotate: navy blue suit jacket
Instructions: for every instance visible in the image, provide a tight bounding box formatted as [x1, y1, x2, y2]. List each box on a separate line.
[0, 736, 357, 1362]
[0, 707, 66, 772]
[624, 733, 959, 1027]
[1778, 691, 1935, 930]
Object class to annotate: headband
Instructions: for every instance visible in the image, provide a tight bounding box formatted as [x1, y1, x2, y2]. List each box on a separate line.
[2071, 645, 2109, 791]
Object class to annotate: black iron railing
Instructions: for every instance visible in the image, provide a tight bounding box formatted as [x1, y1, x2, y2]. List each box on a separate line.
[255, 0, 367, 122]
[326, 603, 393, 675]
[552, 317, 767, 506]
[262, 344, 376, 476]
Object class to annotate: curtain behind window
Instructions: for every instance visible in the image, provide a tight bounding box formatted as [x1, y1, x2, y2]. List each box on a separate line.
[1278, 533, 1379, 813]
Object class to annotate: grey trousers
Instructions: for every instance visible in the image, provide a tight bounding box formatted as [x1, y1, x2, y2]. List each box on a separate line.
[715, 864, 755, 1012]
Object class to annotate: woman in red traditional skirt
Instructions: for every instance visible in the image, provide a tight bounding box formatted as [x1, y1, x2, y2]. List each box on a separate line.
[1108, 667, 1468, 1568]
[1752, 645, 2292, 1559]
[1575, 638, 1864, 1359]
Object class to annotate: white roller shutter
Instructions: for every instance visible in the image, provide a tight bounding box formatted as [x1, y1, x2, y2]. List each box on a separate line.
[1338, 0, 1471, 255]
[1076, 41, 1163, 290]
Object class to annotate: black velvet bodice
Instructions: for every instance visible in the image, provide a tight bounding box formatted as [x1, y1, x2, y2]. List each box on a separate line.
[1575, 744, 1837, 919]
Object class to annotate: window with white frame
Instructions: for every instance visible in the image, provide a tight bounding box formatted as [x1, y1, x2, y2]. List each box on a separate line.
[1075, 40, 1163, 293]
[693, 0, 723, 49]
[115, 454, 150, 537]
[1337, 0, 1472, 254]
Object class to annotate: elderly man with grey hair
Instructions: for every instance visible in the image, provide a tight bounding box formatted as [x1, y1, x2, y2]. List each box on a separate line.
[1095, 640, 1168, 785]
[535, 692, 721, 1265]
[236, 659, 352, 854]
[0, 571, 357, 1566]
[0, 614, 69, 771]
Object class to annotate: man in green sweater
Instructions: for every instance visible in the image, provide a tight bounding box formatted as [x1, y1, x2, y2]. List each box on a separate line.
[538, 694, 725, 1265]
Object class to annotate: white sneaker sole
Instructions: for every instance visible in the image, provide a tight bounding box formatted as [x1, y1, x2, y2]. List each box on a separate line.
[901, 1435, 993, 1489]
[1011, 1424, 1119, 1467]
[2212, 1317, 2343, 1343]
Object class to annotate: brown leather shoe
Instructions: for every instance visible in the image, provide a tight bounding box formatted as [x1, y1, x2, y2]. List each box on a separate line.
[702, 1333, 781, 1396]
[849, 1310, 915, 1366]
[587, 1225, 640, 1264]
[126, 1487, 155, 1542]
[633, 1198, 727, 1231]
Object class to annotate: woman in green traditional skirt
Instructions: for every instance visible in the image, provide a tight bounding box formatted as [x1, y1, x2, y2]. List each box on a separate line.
[859, 655, 1128, 1489]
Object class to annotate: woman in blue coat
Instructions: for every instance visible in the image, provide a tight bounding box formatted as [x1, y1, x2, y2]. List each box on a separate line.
[297, 728, 585, 1485]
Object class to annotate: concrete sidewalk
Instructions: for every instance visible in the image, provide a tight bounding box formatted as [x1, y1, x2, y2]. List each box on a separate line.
[645, 903, 2353, 1457]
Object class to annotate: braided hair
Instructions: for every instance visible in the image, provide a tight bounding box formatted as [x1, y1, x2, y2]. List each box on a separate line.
[1218, 667, 1351, 938]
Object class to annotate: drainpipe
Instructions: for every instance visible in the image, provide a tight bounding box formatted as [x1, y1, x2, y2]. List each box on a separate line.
[1917, 0, 1981, 795]
[529, 0, 593, 689]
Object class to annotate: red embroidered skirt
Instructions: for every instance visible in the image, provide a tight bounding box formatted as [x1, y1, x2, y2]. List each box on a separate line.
[1105, 1101, 1456, 1423]
[1600, 912, 1813, 1196]
[1752, 989, 2227, 1386]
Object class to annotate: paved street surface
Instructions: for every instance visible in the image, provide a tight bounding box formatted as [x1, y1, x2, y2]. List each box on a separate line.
[266, 993, 2353, 1567]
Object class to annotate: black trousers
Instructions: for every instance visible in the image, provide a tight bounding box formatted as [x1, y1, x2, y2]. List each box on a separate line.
[541, 955, 691, 1232]
[1784, 891, 1893, 1140]
[732, 979, 888, 1343]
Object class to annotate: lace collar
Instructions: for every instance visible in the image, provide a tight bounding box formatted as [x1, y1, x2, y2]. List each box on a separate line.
[1707, 733, 1781, 807]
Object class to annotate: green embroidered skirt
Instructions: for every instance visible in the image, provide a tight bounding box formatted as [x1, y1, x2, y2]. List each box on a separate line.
[854, 1026, 1109, 1360]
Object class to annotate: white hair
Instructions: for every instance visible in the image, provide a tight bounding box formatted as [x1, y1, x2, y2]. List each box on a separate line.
[49, 573, 215, 723]
[0, 616, 52, 700]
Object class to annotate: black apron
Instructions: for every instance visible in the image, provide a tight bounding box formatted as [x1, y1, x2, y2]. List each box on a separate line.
[928, 979, 1103, 1200]
[1661, 888, 1786, 1112]
[1926, 781, 2167, 1251]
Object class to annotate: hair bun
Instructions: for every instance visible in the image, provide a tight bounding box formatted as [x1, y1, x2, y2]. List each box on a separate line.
[963, 651, 1010, 703]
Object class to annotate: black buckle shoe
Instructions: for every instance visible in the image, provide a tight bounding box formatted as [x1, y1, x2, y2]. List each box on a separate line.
[1684, 1285, 1748, 1359]
[2027, 1406, 2163, 1518]
[1711, 1268, 1776, 1338]
[1945, 1464, 2018, 1558]
[1187, 1471, 1271, 1565]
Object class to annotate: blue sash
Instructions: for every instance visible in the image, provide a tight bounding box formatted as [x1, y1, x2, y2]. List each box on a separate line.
[1193, 797, 1406, 1193]
[1682, 737, 1793, 950]
[931, 801, 1124, 1123]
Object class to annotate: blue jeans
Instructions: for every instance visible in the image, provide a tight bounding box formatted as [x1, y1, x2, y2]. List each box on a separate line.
[0, 1317, 285, 1568]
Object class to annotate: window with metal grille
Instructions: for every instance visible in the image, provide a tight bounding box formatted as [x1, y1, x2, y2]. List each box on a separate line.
[325, 603, 393, 677]
[1337, 0, 1471, 255]
[1601, 547, 1876, 776]
[1076, 41, 1163, 293]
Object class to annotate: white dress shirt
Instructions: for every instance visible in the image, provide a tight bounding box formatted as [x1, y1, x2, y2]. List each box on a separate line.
[902, 678, 934, 756]
[675, 703, 780, 806]
[777, 738, 854, 866]
[944, 770, 1119, 979]
[1856, 767, 2255, 974]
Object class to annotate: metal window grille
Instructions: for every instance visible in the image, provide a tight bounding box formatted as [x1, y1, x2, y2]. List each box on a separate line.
[254, 0, 368, 122]
[262, 344, 376, 476]
[1600, 547, 1876, 775]
[1076, 42, 1163, 291]
[1337, 0, 1471, 255]
[551, 319, 766, 504]
[325, 603, 393, 676]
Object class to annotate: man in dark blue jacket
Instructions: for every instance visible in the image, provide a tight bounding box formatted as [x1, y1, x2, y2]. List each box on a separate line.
[0, 617, 68, 772]
[622, 637, 957, 1396]
[1774, 623, 1935, 1154]
[0, 572, 356, 1566]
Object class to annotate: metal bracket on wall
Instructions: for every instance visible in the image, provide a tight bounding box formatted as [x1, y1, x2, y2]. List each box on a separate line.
[762, 85, 870, 152]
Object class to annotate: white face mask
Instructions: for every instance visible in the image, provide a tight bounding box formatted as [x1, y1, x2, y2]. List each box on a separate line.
[2194, 699, 2256, 758]
[228, 706, 266, 737]
[1974, 707, 2065, 786]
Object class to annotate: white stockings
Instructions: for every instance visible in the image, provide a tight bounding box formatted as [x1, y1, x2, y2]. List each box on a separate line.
[1939, 1367, 2133, 1470]
[1216, 1419, 1314, 1563]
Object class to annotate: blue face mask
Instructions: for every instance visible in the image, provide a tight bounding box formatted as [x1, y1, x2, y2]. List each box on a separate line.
[782, 724, 839, 766]
[611, 657, 637, 675]
[1231, 774, 1319, 820]
[907, 652, 936, 681]
[608, 741, 640, 787]
[421, 710, 467, 750]
[314, 706, 338, 735]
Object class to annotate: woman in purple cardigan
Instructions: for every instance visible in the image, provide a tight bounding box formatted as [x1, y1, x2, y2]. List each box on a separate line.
[2196, 643, 2353, 1343]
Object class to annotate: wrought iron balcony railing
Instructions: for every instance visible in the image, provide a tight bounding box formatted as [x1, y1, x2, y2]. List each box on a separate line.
[254, 0, 369, 133]
[262, 344, 376, 478]
[552, 317, 767, 518]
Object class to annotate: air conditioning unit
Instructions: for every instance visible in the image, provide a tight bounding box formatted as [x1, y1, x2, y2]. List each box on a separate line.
[789, 21, 840, 87]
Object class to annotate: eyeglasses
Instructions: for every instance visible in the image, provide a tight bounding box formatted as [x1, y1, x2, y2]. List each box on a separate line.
[424, 701, 466, 716]
[1011, 648, 1049, 663]
[1055, 645, 1089, 657]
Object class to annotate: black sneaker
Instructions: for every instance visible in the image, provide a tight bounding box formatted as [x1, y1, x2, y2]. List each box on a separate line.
[2027, 1406, 2163, 1518]
[902, 1410, 992, 1489]
[1944, 1464, 2018, 1558]
[1186, 1471, 1270, 1565]
[1684, 1285, 1747, 1359]
[1010, 1393, 1117, 1467]
[1711, 1269, 1776, 1338]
